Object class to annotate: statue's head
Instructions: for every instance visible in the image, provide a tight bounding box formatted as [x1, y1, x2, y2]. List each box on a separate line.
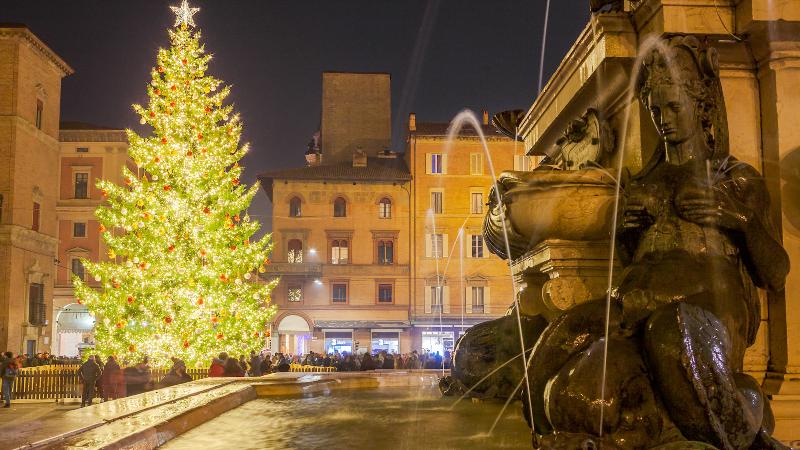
[638, 36, 728, 160]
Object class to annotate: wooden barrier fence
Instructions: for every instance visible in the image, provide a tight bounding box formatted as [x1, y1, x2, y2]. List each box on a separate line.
[12, 366, 209, 400]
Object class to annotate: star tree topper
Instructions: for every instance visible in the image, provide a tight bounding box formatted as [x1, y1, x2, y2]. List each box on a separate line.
[171, 0, 200, 28]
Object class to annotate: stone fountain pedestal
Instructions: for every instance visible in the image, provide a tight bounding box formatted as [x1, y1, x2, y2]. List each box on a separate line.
[512, 239, 619, 320]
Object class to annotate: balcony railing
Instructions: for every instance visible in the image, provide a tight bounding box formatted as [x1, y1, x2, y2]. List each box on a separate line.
[262, 262, 322, 276]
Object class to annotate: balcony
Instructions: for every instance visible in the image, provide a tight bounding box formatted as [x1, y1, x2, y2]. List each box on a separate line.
[262, 262, 323, 277]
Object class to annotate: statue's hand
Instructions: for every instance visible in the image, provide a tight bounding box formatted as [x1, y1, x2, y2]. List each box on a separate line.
[621, 191, 654, 231]
[676, 186, 753, 231]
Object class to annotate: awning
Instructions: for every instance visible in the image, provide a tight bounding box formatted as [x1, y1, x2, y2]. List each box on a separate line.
[313, 320, 411, 330]
[56, 304, 95, 333]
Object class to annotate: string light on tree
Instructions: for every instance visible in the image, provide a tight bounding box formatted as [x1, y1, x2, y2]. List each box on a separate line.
[74, 1, 276, 368]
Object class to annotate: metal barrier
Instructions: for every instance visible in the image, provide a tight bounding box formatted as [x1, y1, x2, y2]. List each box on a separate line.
[11, 365, 209, 400]
[289, 364, 337, 373]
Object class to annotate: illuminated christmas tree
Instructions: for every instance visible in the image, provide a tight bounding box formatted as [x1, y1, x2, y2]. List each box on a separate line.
[74, 1, 276, 368]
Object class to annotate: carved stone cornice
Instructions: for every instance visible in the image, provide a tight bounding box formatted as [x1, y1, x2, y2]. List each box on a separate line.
[0, 26, 73, 76]
[59, 129, 128, 143]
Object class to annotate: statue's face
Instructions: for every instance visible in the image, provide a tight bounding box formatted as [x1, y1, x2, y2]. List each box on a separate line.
[647, 83, 699, 146]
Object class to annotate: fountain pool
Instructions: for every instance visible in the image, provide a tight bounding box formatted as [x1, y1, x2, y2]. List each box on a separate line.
[162, 385, 531, 450]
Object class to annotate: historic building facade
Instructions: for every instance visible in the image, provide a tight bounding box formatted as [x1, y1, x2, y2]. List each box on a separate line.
[0, 25, 73, 355]
[53, 123, 130, 357]
[260, 72, 531, 355]
[405, 113, 531, 354]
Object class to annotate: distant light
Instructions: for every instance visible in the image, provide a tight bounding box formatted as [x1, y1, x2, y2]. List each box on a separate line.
[314, 279, 322, 285]
[308, 248, 317, 255]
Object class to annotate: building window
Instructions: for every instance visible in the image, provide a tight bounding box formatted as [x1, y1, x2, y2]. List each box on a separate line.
[76, 147, 89, 153]
[430, 234, 444, 258]
[333, 197, 347, 217]
[289, 197, 302, 217]
[430, 153, 443, 174]
[74, 173, 89, 199]
[331, 239, 349, 264]
[430, 191, 443, 214]
[73, 222, 87, 238]
[288, 283, 303, 302]
[471, 235, 484, 258]
[377, 240, 393, 264]
[28, 282, 45, 326]
[470, 192, 484, 214]
[35, 100, 43, 130]
[471, 286, 485, 313]
[514, 155, 533, 171]
[32, 202, 40, 231]
[378, 198, 391, 219]
[430, 286, 444, 313]
[378, 283, 393, 303]
[287, 239, 303, 263]
[470, 153, 483, 175]
[332, 282, 348, 304]
[71, 258, 85, 281]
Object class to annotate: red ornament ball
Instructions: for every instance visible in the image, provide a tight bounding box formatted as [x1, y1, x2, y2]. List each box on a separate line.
[163, 185, 171, 191]
[99, 224, 107, 233]
[161, 137, 167, 145]
[129, 345, 136, 352]
[154, 89, 161, 96]
[115, 321, 124, 329]
[187, 150, 193, 157]
[203, 207, 210, 214]
[216, 333, 224, 340]
[164, 316, 173, 324]
[181, 58, 187, 65]
[168, 244, 175, 252]
[149, 111, 155, 118]
[196, 297, 204, 306]
[170, 101, 176, 108]
[127, 296, 134, 304]
[197, 133, 203, 140]
[157, 66, 164, 73]
[232, 178, 240, 186]
[171, 85, 177, 91]
[183, 340, 190, 349]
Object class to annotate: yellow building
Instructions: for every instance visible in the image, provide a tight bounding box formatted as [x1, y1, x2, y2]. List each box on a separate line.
[0, 24, 72, 355]
[405, 112, 531, 354]
[259, 72, 413, 355]
[259, 72, 532, 356]
[53, 123, 131, 357]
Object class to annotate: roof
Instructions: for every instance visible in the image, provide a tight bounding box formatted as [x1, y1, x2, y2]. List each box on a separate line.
[59, 122, 127, 143]
[60, 121, 118, 130]
[410, 122, 507, 138]
[258, 155, 411, 201]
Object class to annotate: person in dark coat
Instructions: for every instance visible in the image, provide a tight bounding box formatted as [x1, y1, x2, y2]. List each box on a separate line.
[208, 357, 225, 377]
[223, 357, 245, 377]
[276, 355, 290, 372]
[100, 356, 126, 400]
[248, 351, 263, 377]
[124, 357, 151, 396]
[259, 354, 272, 374]
[1, 352, 18, 408]
[77, 355, 102, 407]
[361, 353, 376, 371]
[159, 358, 192, 388]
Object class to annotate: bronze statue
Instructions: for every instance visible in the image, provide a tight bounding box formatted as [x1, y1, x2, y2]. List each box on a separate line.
[475, 36, 790, 450]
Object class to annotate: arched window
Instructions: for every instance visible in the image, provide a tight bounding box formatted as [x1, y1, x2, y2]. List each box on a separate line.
[289, 197, 302, 218]
[331, 239, 349, 264]
[333, 197, 347, 217]
[377, 240, 393, 264]
[287, 239, 303, 263]
[378, 198, 391, 219]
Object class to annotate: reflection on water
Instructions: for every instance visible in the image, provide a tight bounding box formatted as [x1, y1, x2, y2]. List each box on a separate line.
[163, 386, 531, 450]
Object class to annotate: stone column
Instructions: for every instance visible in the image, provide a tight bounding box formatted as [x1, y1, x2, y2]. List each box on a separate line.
[752, 22, 800, 443]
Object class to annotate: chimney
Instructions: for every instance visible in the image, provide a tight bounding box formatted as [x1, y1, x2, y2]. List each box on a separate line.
[408, 112, 416, 131]
[353, 147, 367, 167]
[482, 110, 489, 125]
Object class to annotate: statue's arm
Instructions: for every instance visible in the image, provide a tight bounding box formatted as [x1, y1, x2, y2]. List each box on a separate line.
[728, 165, 790, 292]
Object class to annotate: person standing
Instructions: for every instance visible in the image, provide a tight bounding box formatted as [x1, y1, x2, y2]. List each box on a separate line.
[77, 355, 102, 407]
[100, 356, 126, 401]
[1, 352, 19, 408]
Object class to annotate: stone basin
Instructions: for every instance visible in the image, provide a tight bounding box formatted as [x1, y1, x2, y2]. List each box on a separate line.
[504, 168, 617, 247]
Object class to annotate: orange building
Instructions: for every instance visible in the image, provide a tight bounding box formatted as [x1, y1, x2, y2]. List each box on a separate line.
[52, 123, 130, 357]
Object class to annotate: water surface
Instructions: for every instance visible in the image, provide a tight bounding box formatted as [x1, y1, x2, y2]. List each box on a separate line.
[163, 386, 531, 450]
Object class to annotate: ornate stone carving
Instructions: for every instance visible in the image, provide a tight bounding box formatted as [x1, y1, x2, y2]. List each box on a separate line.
[478, 36, 791, 449]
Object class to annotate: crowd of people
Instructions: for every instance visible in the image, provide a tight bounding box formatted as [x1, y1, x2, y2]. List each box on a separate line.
[0, 348, 452, 408]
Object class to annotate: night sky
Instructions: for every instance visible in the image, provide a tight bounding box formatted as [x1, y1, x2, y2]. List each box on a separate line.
[4, 0, 589, 227]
